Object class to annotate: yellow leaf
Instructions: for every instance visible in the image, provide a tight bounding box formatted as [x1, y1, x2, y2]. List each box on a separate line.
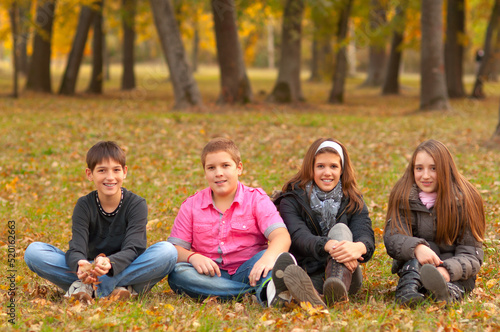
[486, 279, 498, 289]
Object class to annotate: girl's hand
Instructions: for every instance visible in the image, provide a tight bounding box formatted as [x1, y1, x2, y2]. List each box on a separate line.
[248, 255, 274, 287]
[414, 244, 443, 266]
[343, 259, 359, 273]
[190, 254, 221, 277]
[324, 239, 339, 253]
[93, 255, 111, 276]
[437, 266, 451, 282]
[329, 241, 366, 263]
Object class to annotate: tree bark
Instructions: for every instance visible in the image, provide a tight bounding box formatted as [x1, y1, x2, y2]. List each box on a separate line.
[328, 0, 353, 104]
[17, 1, 30, 76]
[471, 0, 500, 98]
[25, 0, 56, 93]
[445, 0, 465, 98]
[382, 5, 405, 95]
[269, 0, 305, 103]
[493, 100, 500, 140]
[87, 0, 104, 94]
[361, 0, 387, 87]
[211, 0, 252, 104]
[9, 2, 19, 98]
[122, 0, 136, 90]
[150, 0, 202, 108]
[420, 0, 450, 111]
[59, 5, 96, 95]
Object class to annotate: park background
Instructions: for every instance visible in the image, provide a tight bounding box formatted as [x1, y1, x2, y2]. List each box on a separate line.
[1, 0, 500, 330]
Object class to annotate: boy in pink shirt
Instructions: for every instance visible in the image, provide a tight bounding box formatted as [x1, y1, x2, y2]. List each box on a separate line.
[167, 138, 291, 306]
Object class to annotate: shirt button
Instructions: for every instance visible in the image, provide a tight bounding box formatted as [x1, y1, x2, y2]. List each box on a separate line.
[243, 225, 246, 229]
[221, 242, 224, 245]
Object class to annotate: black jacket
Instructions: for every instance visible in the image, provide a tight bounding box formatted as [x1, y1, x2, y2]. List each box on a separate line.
[275, 187, 375, 274]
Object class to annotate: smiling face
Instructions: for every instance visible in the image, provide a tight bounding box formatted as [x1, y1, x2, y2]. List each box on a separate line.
[204, 151, 243, 201]
[313, 152, 342, 192]
[86, 158, 127, 201]
[414, 151, 437, 193]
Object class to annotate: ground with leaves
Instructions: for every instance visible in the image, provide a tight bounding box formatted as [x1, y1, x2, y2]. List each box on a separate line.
[1, 65, 499, 331]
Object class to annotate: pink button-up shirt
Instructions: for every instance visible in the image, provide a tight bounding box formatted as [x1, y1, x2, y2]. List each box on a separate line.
[168, 182, 286, 274]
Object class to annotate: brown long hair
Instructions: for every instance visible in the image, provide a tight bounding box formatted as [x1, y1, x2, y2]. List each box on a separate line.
[282, 138, 364, 214]
[385, 139, 485, 244]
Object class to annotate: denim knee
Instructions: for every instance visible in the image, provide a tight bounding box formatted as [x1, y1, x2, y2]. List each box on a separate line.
[24, 242, 45, 269]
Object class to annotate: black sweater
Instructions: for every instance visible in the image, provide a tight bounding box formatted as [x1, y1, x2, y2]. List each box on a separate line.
[65, 188, 148, 276]
[275, 188, 375, 274]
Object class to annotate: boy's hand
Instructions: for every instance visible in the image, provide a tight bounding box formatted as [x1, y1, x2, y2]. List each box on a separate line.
[415, 244, 443, 266]
[249, 255, 274, 287]
[77, 260, 97, 284]
[93, 255, 112, 276]
[190, 254, 221, 277]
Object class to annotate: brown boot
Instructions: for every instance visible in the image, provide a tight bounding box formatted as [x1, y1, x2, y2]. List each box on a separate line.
[323, 258, 352, 306]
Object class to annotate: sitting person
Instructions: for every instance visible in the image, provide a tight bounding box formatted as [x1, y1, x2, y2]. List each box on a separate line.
[25, 141, 177, 301]
[167, 137, 291, 306]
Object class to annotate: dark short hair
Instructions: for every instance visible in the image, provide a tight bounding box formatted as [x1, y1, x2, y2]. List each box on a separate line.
[201, 138, 241, 168]
[86, 141, 126, 171]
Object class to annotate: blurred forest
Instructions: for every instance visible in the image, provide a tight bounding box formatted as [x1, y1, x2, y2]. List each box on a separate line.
[1, 0, 500, 122]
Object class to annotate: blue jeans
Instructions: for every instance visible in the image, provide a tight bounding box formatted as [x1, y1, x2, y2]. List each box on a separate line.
[24, 241, 177, 297]
[168, 250, 270, 306]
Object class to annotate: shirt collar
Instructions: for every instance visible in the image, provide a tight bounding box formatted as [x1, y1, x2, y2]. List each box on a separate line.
[200, 182, 243, 210]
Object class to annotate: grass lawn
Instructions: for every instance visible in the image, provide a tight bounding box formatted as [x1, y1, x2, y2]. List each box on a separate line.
[1, 63, 499, 331]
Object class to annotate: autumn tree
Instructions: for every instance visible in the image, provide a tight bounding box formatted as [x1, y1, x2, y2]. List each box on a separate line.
[268, 0, 305, 103]
[445, 0, 465, 98]
[471, 0, 500, 98]
[25, 0, 57, 93]
[9, 0, 19, 98]
[121, 0, 136, 90]
[494, 100, 500, 141]
[87, 0, 104, 94]
[360, 0, 387, 87]
[328, 0, 353, 104]
[382, 4, 405, 95]
[149, 0, 202, 109]
[16, 0, 30, 76]
[211, 0, 252, 104]
[59, 3, 97, 95]
[420, 0, 450, 111]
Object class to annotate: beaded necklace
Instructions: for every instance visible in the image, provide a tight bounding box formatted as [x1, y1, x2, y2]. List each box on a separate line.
[96, 188, 124, 217]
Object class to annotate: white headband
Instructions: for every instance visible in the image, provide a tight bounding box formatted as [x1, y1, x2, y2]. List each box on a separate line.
[315, 141, 344, 167]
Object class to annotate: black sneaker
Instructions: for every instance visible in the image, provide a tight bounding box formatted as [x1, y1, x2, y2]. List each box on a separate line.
[283, 265, 326, 308]
[272, 252, 297, 296]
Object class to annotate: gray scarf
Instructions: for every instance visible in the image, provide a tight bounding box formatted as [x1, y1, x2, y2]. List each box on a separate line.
[306, 180, 343, 236]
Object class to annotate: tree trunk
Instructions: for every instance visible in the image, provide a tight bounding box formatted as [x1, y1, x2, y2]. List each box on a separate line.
[25, 0, 56, 93]
[493, 101, 500, 140]
[59, 5, 96, 95]
[445, 0, 465, 98]
[269, 0, 305, 103]
[17, 1, 30, 76]
[211, 0, 252, 104]
[489, 30, 500, 82]
[122, 0, 136, 90]
[471, 0, 500, 98]
[328, 0, 353, 104]
[382, 5, 405, 95]
[191, 19, 199, 72]
[361, 0, 387, 87]
[420, 0, 450, 111]
[150, 0, 202, 109]
[87, 0, 104, 94]
[9, 2, 19, 98]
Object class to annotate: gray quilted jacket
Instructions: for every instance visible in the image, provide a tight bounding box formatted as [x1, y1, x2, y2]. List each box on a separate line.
[384, 185, 483, 283]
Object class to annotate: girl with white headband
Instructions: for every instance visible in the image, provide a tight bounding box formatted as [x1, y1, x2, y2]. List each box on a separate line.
[272, 138, 375, 307]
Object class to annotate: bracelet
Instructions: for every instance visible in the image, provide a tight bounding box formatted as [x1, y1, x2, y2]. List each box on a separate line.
[187, 252, 198, 263]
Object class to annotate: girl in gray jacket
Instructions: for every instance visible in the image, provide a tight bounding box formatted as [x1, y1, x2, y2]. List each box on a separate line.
[384, 139, 485, 306]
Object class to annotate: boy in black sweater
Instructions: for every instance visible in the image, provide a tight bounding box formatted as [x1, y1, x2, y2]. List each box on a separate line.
[25, 141, 177, 301]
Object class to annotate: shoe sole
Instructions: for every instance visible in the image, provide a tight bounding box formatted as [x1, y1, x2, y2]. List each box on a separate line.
[420, 264, 449, 302]
[109, 289, 131, 301]
[283, 265, 326, 308]
[272, 253, 297, 294]
[72, 292, 92, 303]
[323, 277, 347, 306]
